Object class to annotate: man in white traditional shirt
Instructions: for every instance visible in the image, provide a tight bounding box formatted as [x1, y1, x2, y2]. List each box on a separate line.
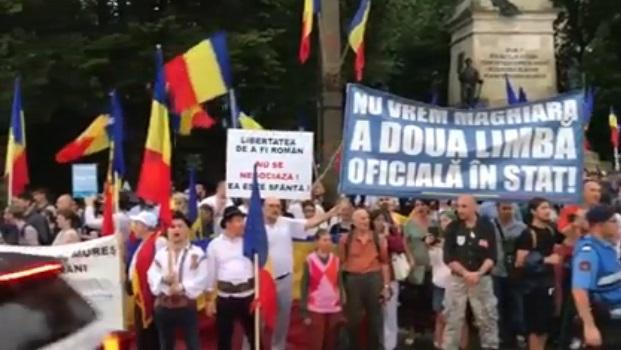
[148, 213, 207, 350]
[263, 197, 340, 350]
[206, 206, 256, 350]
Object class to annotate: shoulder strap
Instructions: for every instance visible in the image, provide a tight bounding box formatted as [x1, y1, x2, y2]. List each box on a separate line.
[373, 231, 381, 253]
[344, 232, 354, 260]
[493, 219, 506, 241]
[529, 229, 538, 250]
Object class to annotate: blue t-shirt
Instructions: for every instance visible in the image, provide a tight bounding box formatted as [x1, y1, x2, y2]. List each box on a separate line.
[572, 235, 621, 309]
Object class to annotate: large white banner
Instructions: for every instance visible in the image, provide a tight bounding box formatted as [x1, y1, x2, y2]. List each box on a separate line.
[0, 236, 124, 331]
[226, 129, 314, 200]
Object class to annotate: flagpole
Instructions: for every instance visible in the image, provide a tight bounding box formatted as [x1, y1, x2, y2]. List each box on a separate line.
[7, 167, 12, 205]
[254, 253, 261, 350]
[229, 89, 239, 128]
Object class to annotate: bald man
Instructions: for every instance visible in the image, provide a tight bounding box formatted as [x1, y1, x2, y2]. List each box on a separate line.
[56, 194, 75, 212]
[443, 195, 499, 350]
[558, 180, 602, 233]
[263, 197, 339, 350]
[339, 208, 390, 350]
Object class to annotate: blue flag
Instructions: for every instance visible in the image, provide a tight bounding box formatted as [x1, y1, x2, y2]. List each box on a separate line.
[243, 163, 269, 267]
[518, 87, 528, 103]
[187, 168, 198, 222]
[430, 90, 439, 106]
[504, 74, 518, 105]
[110, 90, 125, 178]
[583, 87, 595, 126]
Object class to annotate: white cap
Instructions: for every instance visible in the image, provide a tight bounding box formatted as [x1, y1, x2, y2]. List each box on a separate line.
[130, 211, 158, 229]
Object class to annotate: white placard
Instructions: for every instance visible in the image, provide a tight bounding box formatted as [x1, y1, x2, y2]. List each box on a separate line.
[226, 129, 314, 200]
[0, 236, 124, 332]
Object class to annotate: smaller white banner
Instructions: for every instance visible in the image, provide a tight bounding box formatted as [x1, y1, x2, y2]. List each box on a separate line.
[0, 236, 124, 331]
[226, 129, 314, 200]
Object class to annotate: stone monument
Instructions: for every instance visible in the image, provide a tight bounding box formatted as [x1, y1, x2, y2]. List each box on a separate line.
[448, 0, 559, 107]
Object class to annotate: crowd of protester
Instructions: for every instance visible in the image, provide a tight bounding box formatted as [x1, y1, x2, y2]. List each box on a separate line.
[2, 170, 621, 350]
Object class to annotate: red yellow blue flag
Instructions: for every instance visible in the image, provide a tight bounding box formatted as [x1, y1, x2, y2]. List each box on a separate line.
[348, 0, 371, 81]
[5, 78, 29, 197]
[137, 46, 172, 226]
[299, 0, 321, 64]
[165, 32, 233, 114]
[610, 106, 619, 149]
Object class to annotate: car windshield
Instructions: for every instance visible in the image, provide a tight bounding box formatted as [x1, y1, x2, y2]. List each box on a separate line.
[0, 277, 97, 350]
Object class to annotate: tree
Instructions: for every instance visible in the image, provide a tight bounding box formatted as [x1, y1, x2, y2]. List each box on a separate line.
[554, 0, 621, 159]
[0, 0, 459, 191]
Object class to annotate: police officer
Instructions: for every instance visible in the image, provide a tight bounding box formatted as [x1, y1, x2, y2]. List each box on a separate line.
[572, 205, 621, 349]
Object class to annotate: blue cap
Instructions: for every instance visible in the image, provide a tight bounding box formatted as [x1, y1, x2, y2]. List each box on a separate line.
[586, 205, 615, 225]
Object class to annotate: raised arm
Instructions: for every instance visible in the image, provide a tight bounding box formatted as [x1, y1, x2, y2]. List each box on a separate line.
[303, 204, 340, 231]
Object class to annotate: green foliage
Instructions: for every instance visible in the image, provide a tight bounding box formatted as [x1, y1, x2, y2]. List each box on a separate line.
[0, 0, 459, 188]
[0, 0, 458, 125]
[553, 0, 621, 159]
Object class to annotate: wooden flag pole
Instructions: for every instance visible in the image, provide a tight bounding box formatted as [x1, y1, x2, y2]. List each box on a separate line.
[254, 253, 261, 350]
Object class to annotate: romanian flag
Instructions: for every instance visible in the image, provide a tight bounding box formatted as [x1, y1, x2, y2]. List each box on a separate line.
[55, 114, 111, 163]
[131, 231, 160, 327]
[348, 0, 371, 81]
[239, 112, 264, 130]
[175, 105, 216, 136]
[5, 78, 29, 197]
[244, 163, 277, 330]
[101, 90, 126, 236]
[165, 32, 233, 114]
[110, 90, 126, 183]
[610, 107, 619, 149]
[101, 177, 115, 236]
[299, 0, 320, 64]
[137, 47, 172, 226]
[583, 87, 595, 150]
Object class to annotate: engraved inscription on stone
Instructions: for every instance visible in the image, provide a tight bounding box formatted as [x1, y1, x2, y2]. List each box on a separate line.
[480, 47, 551, 80]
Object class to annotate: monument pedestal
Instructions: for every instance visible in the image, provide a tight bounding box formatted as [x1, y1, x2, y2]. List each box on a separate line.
[448, 0, 559, 107]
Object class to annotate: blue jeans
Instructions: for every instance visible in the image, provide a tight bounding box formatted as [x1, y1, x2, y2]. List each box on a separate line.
[154, 306, 200, 350]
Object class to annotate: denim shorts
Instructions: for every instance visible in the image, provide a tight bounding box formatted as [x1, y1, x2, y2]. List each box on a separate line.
[432, 286, 445, 313]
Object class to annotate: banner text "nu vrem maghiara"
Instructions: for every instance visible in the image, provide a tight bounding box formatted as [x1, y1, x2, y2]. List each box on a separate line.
[339, 84, 585, 202]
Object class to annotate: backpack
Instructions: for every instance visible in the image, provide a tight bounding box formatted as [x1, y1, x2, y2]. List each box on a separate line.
[493, 219, 518, 279]
[25, 212, 53, 245]
[20, 223, 47, 245]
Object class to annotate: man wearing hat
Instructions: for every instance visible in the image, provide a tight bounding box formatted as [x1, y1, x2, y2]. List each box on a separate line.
[572, 205, 621, 349]
[206, 206, 257, 350]
[128, 210, 166, 350]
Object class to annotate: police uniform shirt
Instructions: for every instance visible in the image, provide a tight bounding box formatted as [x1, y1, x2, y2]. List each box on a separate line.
[572, 235, 621, 311]
[443, 216, 497, 273]
[147, 243, 208, 299]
